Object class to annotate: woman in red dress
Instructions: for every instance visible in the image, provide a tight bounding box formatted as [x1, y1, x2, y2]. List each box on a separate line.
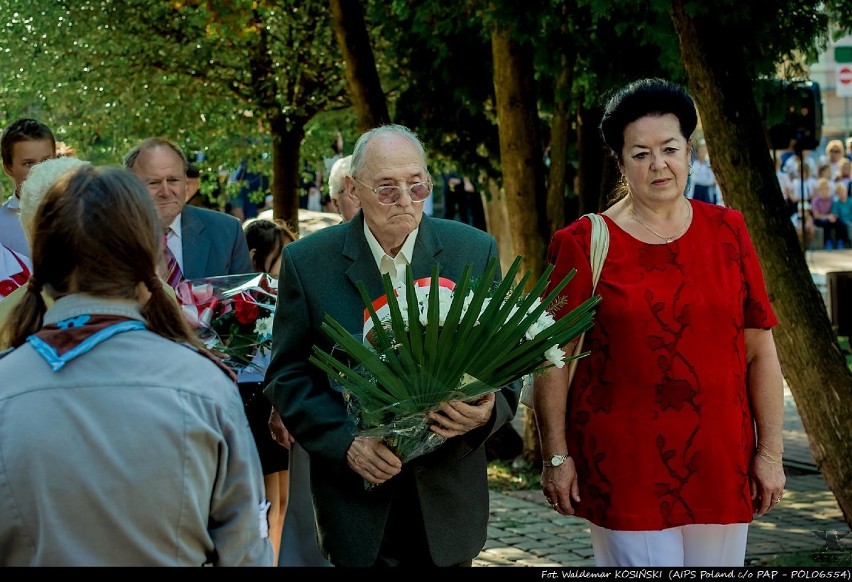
[533, 78, 785, 567]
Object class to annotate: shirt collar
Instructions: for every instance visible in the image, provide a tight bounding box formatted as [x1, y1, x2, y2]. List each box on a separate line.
[5, 195, 21, 210]
[363, 221, 418, 268]
[43, 293, 145, 326]
[167, 215, 182, 238]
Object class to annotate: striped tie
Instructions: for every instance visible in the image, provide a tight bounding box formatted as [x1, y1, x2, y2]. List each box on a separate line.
[163, 232, 183, 290]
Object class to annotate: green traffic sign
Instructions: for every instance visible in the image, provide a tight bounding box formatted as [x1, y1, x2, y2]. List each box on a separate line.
[836, 46, 852, 63]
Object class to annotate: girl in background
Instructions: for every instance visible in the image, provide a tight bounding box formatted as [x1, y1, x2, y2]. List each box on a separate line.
[241, 217, 297, 564]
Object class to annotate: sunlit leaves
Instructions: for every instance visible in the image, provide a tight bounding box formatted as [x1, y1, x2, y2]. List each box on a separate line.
[0, 0, 349, 200]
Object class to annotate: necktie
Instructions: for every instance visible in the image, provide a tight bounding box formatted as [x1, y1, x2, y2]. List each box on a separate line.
[163, 232, 183, 289]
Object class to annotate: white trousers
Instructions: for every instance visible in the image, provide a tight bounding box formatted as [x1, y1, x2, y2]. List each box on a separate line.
[589, 523, 749, 567]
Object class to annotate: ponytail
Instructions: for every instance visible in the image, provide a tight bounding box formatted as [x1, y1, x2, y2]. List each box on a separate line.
[1, 282, 48, 349]
[141, 281, 203, 349]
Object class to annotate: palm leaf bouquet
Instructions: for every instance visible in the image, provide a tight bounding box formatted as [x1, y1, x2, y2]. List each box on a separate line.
[309, 255, 600, 466]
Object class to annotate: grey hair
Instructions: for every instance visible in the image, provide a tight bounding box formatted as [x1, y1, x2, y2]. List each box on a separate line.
[20, 156, 91, 242]
[349, 124, 428, 179]
[123, 137, 188, 172]
[328, 155, 352, 200]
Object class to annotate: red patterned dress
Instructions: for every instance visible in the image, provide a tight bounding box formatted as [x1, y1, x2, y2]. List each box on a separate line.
[546, 200, 777, 531]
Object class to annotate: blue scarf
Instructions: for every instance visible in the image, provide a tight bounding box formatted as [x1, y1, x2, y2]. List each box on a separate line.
[27, 314, 146, 371]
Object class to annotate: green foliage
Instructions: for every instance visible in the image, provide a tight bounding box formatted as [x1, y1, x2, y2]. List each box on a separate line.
[0, 0, 350, 199]
[365, 0, 850, 196]
[370, 0, 501, 180]
[301, 108, 360, 187]
[487, 458, 541, 491]
[673, 0, 831, 72]
[0, 0, 848, 204]
[839, 336, 852, 371]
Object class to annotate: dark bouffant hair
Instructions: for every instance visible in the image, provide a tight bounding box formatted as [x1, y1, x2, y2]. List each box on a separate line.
[2, 165, 201, 349]
[599, 78, 698, 160]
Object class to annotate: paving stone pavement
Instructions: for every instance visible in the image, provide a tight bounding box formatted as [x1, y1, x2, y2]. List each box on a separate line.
[476, 472, 848, 567]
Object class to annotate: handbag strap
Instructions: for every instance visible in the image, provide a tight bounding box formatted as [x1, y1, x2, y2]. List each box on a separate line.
[584, 213, 610, 293]
[568, 214, 610, 362]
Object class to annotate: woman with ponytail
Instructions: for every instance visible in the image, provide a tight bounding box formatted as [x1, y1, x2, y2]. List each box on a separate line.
[0, 156, 89, 341]
[0, 166, 273, 566]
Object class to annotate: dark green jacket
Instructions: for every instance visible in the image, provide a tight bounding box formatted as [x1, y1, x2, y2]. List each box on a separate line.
[264, 212, 520, 566]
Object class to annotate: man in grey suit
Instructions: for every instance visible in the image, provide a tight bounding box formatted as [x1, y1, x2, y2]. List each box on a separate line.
[124, 138, 252, 281]
[264, 124, 520, 567]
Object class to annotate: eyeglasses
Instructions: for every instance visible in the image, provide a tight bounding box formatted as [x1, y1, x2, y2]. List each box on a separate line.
[830, 149, 842, 154]
[351, 175, 432, 205]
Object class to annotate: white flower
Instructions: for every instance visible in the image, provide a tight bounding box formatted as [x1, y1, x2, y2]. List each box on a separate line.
[396, 284, 454, 327]
[395, 289, 411, 328]
[389, 281, 411, 325]
[432, 286, 454, 326]
[460, 291, 475, 320]
[504, 303, 520, 327]
[254, 315, 274, 339]
[476, 297, 492, 325]
[526, 297, 543, 314]
[545, 344, 565, 368]
[525, 310, 556, 341]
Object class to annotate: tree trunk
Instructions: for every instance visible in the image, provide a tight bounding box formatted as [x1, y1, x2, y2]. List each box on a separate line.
[269, 114, 305, 231]
[329, 0, 390, 132]
[491, 26, 547, 286]
[577, 104, 610, 214]
[523, 58, 578, 463]
[492, 26, 550, 463]
[482, 178, 514, 283]
[671, 0, 852, 527]
[546, 61, 573, 237]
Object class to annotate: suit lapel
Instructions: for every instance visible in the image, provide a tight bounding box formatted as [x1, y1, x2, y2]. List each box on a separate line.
[343, 213, 385, 302]
[410, 215, 442, 280]
[180, 207, 210, 280]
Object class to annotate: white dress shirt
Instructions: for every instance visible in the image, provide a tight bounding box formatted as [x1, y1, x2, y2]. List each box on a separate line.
[0, 195, 30, 259]
[166, 215, 185, 273]
[363, 221, 418, 287]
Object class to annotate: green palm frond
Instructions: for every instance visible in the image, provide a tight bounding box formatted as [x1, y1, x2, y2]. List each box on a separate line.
[309, 255, 602, 463]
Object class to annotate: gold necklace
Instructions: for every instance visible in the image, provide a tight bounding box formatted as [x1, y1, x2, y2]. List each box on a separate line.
[629, 199, 692, 244]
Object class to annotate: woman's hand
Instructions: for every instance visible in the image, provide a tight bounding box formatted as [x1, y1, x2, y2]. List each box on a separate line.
[751, 452, 787, 516]
[541, 457, 581, 515]
[268, 408, 295, 449]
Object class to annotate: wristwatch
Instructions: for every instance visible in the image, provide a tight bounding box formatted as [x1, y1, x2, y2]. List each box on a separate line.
[544, 454, 570, 468]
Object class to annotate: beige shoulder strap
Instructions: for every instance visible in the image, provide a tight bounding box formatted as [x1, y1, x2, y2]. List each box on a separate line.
[582, 213, 610, 292]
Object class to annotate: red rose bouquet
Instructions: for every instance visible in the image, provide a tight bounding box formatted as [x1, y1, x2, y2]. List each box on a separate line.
[175, 273, 277, 376]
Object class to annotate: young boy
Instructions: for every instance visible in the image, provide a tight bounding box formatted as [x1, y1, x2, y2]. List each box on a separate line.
[1, 119, 56, 257]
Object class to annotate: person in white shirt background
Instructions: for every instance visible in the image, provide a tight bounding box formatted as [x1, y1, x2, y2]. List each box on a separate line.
[690, 139, 721, 205]
[0, 118, 56, 259]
